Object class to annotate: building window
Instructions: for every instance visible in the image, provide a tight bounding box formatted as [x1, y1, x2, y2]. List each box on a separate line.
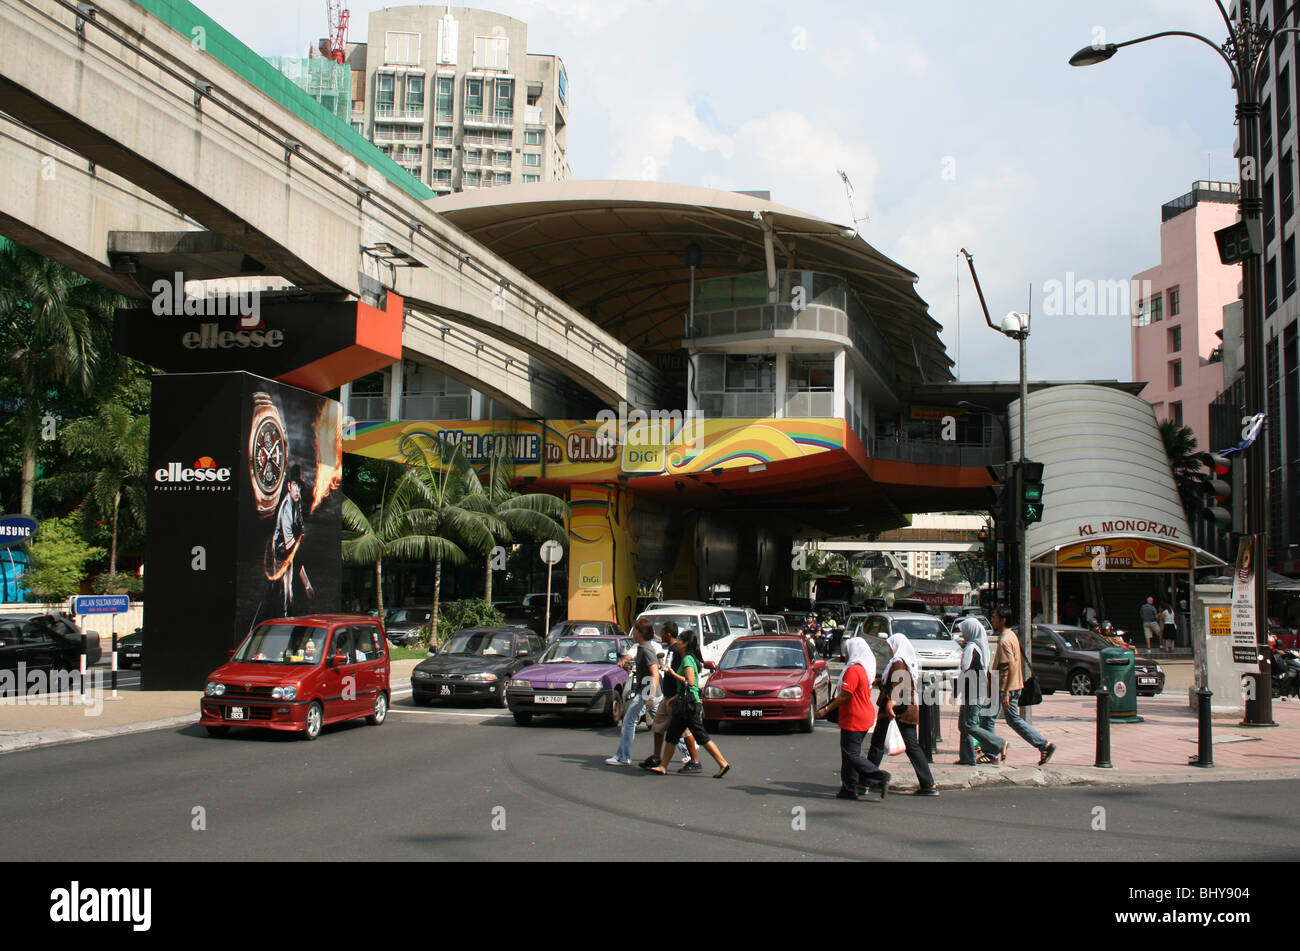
[1281, 64, 1293, 140]
[1266, 176, 1277, 246]
[524, 130, 542, 145]
[465, 78, 483, 119]
[376, 73, 394, 114]
[495, 78, 513, 122]
[432, 147, 452, 164]
[463, 169, 481, 186]
[435, 77, 453, 122]
[1264, 95, 1275, 168]
[493, 172, 511, 184]
[473, 35, 509, 70]
[1268, 254, 1279, 312]
[1171, 401, 1183, 425]
[465, 148, 481, 165]
[493, 150, 510, 166]
[406, 76, 424, 114]
[523, 152, 541, 166]
[527, 83, 542, 106]
[431, 168, 451, 183]
[384, 31, 421, 67]
[1286, 234, 1297, 300]
[1148, 294, 1163, 324]
[523, 174, 540, 183]
[1169, 360, 1183, 389]
[1169, 326, 1182, 353]
[1168, 287, 1180, 317]
[434, 125, 453, 142]
[558, 68, 567, 105]
[1283, 149, 1295, 223]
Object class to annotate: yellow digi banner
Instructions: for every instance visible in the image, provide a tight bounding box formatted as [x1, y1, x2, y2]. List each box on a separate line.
[347, 416, 848, 481]
[567, 485, 636, 627]
[1057, 539, 1191, 571]
[1208, 605, 1232, 637]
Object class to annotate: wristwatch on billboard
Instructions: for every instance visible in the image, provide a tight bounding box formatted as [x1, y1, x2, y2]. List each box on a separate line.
[249, 391, 287, 516]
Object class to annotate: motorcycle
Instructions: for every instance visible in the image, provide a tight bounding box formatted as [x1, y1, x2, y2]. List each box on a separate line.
[1269, 643, 1300, 699]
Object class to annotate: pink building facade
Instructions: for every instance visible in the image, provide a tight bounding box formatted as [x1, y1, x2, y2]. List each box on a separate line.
[1131, 182, 1242, 451]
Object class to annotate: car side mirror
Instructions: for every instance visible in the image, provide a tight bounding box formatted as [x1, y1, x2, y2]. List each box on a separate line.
[813, 660, 826, 670]
[332, 652, 348, 667]
[703, 661, 718, 671]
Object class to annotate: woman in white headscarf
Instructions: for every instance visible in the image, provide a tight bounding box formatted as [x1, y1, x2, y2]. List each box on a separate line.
[865, 633, 937, 794]
[818, 638, 888, 800]
[956, 617, 1007, 766]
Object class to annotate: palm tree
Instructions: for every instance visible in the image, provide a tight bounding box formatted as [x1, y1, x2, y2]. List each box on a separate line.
[464, 453, 569, 603]
[1159, 419, 1205, 520]
[0, 241, 115, 515]
[341, 465, 427, 622]
[49, 403, 149, 576]
[399, 438, 497, 645]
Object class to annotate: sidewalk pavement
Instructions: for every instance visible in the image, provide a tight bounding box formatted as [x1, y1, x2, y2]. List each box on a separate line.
[0, 659, 423, 754]
[3, 661, 1298, 792]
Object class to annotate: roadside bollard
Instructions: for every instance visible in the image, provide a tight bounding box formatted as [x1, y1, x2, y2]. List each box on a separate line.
[918, 691, 936, 762]
[111, 632, 119, 693]
[1094, 684, 1113, 768]
[1190, 687, 1214, 768]
[80, 634, 87, 698]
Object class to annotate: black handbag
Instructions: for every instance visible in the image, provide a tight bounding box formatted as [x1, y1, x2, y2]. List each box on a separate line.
[1021, 675, 1043, 707]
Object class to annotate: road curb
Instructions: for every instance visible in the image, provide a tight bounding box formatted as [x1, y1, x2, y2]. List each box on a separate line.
[0, 714, 199, 755]
[892, 763, 1300, 792]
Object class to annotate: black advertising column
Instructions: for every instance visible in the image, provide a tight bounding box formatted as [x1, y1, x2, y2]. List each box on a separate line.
[143, 372, 342, 689]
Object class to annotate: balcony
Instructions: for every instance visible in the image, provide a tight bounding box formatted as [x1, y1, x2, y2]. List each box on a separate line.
[697, 391, 777, 418]
[688, 269, 896, 385]
[373, 104, 426, 122]
[869, 433, 1000, 468]
[463, 107, 514, 128]
[525, 105, 543, 125]
[372, 128, 424, 142]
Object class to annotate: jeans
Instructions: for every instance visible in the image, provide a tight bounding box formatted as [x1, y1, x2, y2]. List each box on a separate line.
[993, 689, 1048, 751]
[867, 717, 935, 790]
[839, 729, 886, 792]
[958, 702, 1005, 764]
[615, 692, 646, 762]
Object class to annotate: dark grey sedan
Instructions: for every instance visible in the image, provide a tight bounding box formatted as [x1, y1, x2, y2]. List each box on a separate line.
[411, 627, 546, 707]
[1032, 625, 1166, 696]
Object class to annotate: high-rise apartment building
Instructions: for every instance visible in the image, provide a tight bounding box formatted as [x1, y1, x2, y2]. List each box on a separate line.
[1230, 1, 1300, 567]
[343, 5, 571, 195]
[1130, 182, 1240, 450]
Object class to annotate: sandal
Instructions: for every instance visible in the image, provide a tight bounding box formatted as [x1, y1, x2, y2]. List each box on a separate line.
[713, 763, 731, 779]
[976, 752, 996, 765]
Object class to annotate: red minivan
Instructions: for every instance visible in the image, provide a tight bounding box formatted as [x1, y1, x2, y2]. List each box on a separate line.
[199, 614, 390, 740]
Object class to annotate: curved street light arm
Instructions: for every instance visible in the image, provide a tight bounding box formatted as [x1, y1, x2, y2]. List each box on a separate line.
[1254, 27, 1300, 92]
[1213, 0, 1236, 37]
[1113, 30, 1240, 83]
[958, 248, 998, 334]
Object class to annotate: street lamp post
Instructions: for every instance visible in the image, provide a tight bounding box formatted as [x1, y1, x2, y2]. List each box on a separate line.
[1069, 0, 1293, 725]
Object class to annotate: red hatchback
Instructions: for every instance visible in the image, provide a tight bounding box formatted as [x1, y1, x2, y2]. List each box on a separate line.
[199, 615, 390, 740]
[700, 635, 832, 735]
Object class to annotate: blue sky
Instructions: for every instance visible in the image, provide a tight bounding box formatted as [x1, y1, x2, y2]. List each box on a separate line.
[197, 0, 1240, 384]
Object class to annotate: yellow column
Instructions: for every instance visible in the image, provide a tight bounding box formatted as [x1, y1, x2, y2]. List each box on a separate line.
[567, 485, 638, 630]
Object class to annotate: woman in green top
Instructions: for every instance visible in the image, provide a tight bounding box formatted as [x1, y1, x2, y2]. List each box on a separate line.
[649, 629, 731, 778]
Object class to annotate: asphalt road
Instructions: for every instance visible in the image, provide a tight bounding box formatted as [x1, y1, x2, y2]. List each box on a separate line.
[3, 693, 1299, 863]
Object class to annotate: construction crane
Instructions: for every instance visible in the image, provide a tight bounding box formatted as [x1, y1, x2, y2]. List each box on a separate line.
[325, 0, 350, 64]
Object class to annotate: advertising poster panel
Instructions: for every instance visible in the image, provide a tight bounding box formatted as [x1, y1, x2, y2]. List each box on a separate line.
[144, 372, 341, 689]
[1230, 536, 1262, 672]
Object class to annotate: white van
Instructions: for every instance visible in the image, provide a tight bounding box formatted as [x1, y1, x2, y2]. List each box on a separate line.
[636, 605, 737, 673]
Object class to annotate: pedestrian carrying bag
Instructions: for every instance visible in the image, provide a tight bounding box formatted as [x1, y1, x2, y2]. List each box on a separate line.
[884, 718, 906, 756]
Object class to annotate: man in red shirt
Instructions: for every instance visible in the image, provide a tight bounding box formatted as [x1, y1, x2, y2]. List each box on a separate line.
[817, 639, 889, 799]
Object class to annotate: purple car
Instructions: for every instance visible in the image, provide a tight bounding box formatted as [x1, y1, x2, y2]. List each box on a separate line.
[506, 634, 631, 726]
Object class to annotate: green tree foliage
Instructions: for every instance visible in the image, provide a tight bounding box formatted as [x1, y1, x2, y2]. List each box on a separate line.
[1159, 419, 1204, 521]
[463, 453, 569, 602]
[23, 515, 105, 601]
[435, 598, 504, 644]
[45, 403, 149, 575]
[0, 241, 121, 515]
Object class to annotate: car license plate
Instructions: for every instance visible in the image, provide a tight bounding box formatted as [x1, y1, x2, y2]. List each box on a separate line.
[536, 694, 567, 704]
[227, 706, 246, 720]
[1139, 677, 1156, 685]
[740, 709, 763, 718]
[439, 685, 452, 696]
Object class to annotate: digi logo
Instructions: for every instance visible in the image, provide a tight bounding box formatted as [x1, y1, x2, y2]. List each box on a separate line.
[578, 562, 604, 588]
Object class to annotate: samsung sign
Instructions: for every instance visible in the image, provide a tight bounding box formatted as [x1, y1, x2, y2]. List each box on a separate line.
[0, 515, 39, 548]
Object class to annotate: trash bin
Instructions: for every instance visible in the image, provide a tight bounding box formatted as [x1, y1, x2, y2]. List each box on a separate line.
[1100, 646, 1143, 723]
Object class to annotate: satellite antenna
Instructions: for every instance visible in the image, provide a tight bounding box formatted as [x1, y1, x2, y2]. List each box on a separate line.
[836, 169, 870, 227]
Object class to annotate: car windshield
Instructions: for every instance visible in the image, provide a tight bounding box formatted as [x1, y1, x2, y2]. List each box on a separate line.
[894, 619, 949, 640]
[384, 609, 413, 624]
[720, 641, 807, 670]
[234, 624, 327, 665]
[541, 637, 620, 664]
[442, 631, 516, 656]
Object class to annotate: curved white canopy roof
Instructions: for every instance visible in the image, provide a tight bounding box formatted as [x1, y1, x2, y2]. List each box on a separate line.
[1009, 384, 1223, 569]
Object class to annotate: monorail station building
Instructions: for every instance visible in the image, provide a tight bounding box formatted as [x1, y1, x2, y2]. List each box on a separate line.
[343, 182, 1216, 628]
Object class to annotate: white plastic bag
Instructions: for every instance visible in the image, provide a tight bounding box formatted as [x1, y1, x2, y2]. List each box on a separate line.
[885, 718, 906, 756]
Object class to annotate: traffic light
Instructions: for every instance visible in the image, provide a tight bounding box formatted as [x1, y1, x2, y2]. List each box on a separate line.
[987, 461, 1019, 535]
[1020, 460, 1045, 524]
[1195, 451, 1232, 531]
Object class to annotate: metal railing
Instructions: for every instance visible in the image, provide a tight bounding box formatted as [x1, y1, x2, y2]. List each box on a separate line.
[349, 394, 389, 422]
[372, 128, 424, 141]
[697, 391, 777, 418]
[869, 434, 999, 467]
[784, 390, 835, 417]
[401, 394, 472, 418]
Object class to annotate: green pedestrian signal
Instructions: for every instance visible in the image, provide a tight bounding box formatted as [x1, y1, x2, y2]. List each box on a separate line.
[1020, 461, 1044, 524]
